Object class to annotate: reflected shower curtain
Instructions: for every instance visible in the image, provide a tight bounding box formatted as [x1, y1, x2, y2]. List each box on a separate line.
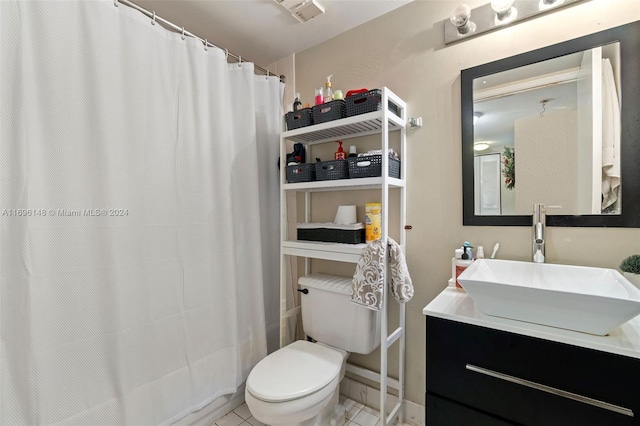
[0, 1, 282, 424]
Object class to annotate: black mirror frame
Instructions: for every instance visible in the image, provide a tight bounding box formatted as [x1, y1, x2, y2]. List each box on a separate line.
[462, 21, 640, 227]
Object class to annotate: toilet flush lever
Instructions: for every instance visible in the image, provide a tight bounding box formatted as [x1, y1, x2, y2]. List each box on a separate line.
[297, 288, 309, 294]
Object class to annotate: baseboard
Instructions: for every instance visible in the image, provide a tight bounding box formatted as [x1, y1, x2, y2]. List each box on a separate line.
[340, 377, 425, 426]
[172, 385, 246, 426]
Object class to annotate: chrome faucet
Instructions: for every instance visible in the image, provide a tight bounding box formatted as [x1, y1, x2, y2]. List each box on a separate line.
[532, 203, 545, 263]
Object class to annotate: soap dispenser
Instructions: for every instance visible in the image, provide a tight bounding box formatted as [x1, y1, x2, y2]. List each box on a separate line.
[315, 87, 323, 105]
[293, 93, 302, 111]
[455, 242, 474, 289]
[323, 75, 333, 103]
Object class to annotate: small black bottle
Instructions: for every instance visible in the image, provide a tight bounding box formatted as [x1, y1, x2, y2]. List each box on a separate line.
[293, 93, 302, 111]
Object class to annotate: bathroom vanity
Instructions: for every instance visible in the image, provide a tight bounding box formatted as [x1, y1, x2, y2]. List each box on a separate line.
[423, 288, 640, 425]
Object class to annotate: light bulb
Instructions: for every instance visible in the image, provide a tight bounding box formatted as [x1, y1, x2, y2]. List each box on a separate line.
[539, 0, 564, 10]
[491, 0, 515, 21]
[450, 4, 475, 35]
[491, 0, 515, 13]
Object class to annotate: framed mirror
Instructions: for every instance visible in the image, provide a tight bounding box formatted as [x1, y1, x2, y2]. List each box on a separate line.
[461, 21, 640, 227]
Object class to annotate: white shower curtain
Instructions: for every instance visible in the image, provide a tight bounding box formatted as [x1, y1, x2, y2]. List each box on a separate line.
[0, 1, 282, 424]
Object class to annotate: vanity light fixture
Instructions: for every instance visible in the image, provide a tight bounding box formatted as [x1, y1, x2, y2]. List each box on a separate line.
[444, 0, 584, 44]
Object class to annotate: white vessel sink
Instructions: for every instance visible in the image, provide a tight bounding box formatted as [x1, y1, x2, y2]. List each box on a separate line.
[457, 259, 640, 335]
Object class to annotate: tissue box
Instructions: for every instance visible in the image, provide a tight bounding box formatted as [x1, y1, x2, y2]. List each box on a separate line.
[297, 223, 365, 244]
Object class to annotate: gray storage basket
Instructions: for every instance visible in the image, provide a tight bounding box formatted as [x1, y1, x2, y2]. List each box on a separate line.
[286, 163, 316, 183]
[315, 160, 349, 181]
[345, 89, 400, 117]
[285, 108, 313, 130]
[348, 155, 401, 179]
[312, 100, 346, 124]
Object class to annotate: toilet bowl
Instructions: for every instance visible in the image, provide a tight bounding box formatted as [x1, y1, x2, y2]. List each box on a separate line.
[246, 274, 380, 425]
[245, 340, 348, 426]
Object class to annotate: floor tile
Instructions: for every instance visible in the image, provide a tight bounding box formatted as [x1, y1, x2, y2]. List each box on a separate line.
[352, 408, 380, 426]
[343, 397, 364, 420]
[234, 403, 253, 420]
[362, 406, 382, 417]
[245, 416, 265, 426]
[215, 412, 245, 426]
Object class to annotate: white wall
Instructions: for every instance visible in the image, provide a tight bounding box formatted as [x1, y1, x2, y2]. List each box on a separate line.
[294, 0, 640, 406]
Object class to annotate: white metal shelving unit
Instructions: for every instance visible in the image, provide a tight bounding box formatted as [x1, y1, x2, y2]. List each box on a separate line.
[279, 87, 407, 426]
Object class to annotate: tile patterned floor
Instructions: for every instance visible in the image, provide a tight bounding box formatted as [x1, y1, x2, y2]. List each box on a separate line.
[210, 396, 413, 426]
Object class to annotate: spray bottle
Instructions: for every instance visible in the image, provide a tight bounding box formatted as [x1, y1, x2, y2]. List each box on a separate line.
[335, 141, 345, 160]
[323, 75, 333, 103]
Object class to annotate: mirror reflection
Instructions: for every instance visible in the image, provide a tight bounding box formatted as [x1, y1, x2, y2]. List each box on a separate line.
[473, 42, 621, 216]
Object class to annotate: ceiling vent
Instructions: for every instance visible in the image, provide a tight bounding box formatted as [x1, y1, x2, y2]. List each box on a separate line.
[275, 0, 325, 23]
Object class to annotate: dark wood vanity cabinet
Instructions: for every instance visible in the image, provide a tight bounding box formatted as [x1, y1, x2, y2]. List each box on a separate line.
[425, 316, 640, 426]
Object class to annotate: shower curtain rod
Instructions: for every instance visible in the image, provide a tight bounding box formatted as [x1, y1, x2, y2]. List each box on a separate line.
[115, 0, 280, 79]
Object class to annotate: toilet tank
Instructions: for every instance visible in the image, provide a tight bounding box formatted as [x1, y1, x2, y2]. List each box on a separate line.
[298, 274, 381, 355]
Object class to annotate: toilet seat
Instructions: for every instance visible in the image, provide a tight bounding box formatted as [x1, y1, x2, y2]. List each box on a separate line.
[245, 340, 346, 425]
[246, 340, 345, 402]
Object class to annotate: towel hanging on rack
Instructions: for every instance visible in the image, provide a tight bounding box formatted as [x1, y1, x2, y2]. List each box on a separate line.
[388, 238, 414, 303]
[351, 238, 413, 311]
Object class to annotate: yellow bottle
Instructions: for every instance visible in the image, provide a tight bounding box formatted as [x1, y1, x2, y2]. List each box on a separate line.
[365, 203, 382, 242]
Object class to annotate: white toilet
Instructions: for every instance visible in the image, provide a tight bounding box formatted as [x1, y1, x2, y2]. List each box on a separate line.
[245, 274, 381, 426]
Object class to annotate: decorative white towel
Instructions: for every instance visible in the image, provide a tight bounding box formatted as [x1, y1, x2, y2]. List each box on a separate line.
[351, 239, 386, 310]
[351, 238, 413, 311]
[388, 237, 414, 304]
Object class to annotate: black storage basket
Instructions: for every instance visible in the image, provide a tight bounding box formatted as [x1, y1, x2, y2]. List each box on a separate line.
[285, 108, 313, 130]
[297, 228, 365, 244]
[312, 100, 346, 124]
[345, 89, 399, 118]
[348, 155, 401, 179]
[286, 163, 316, 183]
[315, 159, 349, 181]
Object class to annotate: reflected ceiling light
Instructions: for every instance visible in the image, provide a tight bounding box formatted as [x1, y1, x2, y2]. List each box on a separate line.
[474, 142, 490, 151]
[473, 112, 483, 125]
[450, 4, 476, 35]
[491, 0, 517, 24]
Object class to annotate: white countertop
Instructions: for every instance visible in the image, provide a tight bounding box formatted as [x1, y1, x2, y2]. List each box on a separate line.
[423, 287, 640, 359]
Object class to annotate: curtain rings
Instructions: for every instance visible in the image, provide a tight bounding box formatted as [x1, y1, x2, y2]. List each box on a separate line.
[204, 39, 208, 51]
[225, 49, 229, 59]
[181, 27, 185, 40]
[151, 11, 156, 25]
[238, 55, 242, 67]
[114, 0, 119, 7]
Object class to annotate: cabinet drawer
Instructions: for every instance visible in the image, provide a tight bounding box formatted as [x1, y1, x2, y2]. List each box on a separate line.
[426, 316, 640, 426]
[426, 392, 515, 426]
